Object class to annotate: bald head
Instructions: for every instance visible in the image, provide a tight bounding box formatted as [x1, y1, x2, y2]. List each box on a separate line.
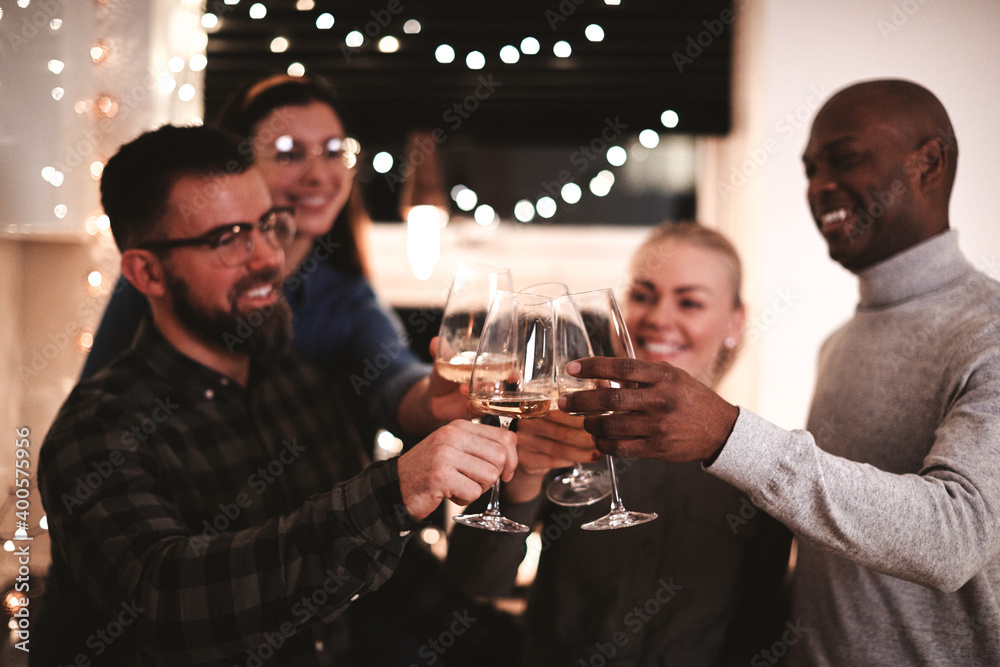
[802, 80, 959, 272]
[818, 79, 958, 197]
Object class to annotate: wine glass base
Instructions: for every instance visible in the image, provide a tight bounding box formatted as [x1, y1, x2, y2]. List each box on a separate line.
[545, 468, 613, 507]
[581, 509, 658, 531]
[453, 511, 531, 533]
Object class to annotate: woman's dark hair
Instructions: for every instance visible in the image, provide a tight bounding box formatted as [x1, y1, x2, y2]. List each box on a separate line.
[212, 74, 370, 277]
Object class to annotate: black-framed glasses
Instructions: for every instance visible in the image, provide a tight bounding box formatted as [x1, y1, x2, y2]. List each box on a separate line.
[138, 207, 296, 267]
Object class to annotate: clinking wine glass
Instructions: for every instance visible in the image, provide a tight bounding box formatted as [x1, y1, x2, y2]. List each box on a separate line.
[566, 289, 658, 530]
[434, 263, 513, 384]
[453, 291, 556, 533]
[536, 287, 613, 506]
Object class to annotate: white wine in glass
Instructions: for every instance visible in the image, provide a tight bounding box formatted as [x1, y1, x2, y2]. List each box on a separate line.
[434, 263, 513, 384]
[453, 291, 556, 533]
[544, 290, 613, 506]
[567, 289, 658, 531]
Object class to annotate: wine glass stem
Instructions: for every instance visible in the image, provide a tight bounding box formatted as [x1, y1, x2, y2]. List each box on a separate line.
[484, 416, 514, 515]
[606, 455, 625, 512]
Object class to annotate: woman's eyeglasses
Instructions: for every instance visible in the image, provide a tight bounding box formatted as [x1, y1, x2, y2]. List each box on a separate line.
[267, 135, 360, 170]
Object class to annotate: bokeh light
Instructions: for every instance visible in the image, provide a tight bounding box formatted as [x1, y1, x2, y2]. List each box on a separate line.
[639, 129, 660, 148]
[372, 151, 394, 174]
[607, 146, 627, 167]
[378, 36, 400, 53]
[553, 41, 572, 58]
[589, 170, 615, 197]
[585, 24, 605, 42]
[661, 110, 680, 129]
[514, 200, 535, 222]
[466, 51, 485, 70]
[474, 204, 496, 226]
[520, 37, 540, 55]
[499, 45, 520, 64]
[435, 44, 455, 64]
[455, 188, 478, 212]
[560, 183, 582, 204]
[536, 197, 557, 219]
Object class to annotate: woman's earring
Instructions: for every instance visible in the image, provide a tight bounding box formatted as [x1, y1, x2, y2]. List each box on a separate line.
[724, 337, 737, 350]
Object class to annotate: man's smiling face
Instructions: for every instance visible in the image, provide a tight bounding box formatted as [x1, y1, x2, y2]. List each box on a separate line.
[802, 90, 926, 273]
[158, 169, 291, 356]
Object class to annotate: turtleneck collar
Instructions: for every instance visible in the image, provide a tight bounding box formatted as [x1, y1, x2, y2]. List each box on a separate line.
[857, 230, 972, 309]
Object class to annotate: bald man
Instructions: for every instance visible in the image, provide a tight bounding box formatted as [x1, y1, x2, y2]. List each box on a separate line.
[562, 79, 1000, 664]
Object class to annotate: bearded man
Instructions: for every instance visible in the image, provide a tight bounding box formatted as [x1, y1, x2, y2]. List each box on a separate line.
[35, 125, 517, 666]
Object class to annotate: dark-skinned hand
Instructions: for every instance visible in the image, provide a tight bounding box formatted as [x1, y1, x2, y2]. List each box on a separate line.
[558, 357, 740, 464]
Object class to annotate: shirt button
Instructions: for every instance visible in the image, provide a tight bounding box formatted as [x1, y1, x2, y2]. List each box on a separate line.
[204, 388, 214, 400]
[220, 378, 230, 386]
[315, 640, 324, 652]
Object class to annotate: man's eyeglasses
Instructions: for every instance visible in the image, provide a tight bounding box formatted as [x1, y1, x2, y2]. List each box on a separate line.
[137, 207, 296, 267]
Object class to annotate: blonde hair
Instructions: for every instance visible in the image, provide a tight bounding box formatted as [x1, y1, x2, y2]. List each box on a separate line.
[635, 221, 743, 308]
[631, 221, 744, 384]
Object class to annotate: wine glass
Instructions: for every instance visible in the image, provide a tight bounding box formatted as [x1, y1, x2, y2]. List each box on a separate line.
[454, 291, 556, 533]
[434, 263, 513, 384]
[566, 289, 658, 530]
[522, 285, 612, 507]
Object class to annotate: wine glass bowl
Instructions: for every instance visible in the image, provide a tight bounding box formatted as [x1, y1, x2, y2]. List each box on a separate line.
[562, 289, 658, 530]
[543, 290, 614, 506]
[454, 291, 557, 533]
[434, 263, 513, 385]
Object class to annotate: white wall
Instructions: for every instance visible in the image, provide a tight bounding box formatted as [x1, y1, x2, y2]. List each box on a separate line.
[367, 221, 649, 310]
[705, 0, 1000, 429]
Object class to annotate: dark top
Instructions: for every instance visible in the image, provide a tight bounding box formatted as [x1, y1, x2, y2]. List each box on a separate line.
[446, 457, 792, 666]
[38, 321, 420, 665]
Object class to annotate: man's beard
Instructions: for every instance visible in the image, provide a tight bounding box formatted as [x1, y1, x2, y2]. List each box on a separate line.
[164, 267, 293, 359]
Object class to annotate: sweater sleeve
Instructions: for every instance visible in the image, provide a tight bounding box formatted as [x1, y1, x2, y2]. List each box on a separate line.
[709, 373, 1000, 592]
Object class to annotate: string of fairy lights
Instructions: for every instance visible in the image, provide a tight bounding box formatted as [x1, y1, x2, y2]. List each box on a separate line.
[200, 0, 683, 227]
[22, 0, 684, 237]
[7, 0, 685, 356]
[3, 0, 690, 368]
[1, 2, 684, 614]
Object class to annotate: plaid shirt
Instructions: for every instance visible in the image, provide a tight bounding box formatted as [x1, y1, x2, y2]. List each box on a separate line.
[38, 320, 420, 665]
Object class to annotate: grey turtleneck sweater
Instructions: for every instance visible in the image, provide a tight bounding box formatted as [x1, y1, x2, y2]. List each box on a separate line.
[711, 230, 1000, 665]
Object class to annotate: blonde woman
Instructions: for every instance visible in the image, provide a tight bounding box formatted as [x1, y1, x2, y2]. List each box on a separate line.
[447, 222, 791, 666]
